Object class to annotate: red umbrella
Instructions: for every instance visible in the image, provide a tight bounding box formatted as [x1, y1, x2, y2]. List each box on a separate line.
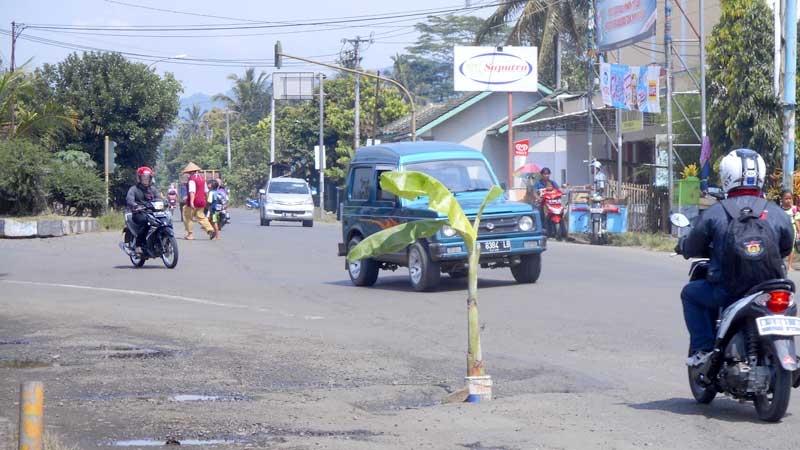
[514, 162, 542, 175]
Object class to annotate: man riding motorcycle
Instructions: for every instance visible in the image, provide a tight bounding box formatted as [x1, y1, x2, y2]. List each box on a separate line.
[677, 149, 794, 367]
[126, 167, 163, 256]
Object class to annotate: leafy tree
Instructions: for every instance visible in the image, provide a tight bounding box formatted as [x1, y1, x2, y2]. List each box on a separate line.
[181, 104, 206, 139]
[1, 67, 77, 144]
[33, 52, 182, 177]
[0, 140, 50, 214]
[213, 68, 271, 124]
[707, 0, 782, 176]
[476, 1, 590, 88]
[47, 160, 105, 216]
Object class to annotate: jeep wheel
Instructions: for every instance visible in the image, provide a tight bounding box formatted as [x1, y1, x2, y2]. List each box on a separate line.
[511, 253, 541, 284]
[347, 236, 379, 287]
[408, 242, 441, 292]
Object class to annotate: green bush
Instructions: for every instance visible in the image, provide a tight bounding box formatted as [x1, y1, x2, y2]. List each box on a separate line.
[0, 140, 50, 215]
[47, 160, 105, 215]
[98, 210, 125, 230]
[609, 232, 676, 252]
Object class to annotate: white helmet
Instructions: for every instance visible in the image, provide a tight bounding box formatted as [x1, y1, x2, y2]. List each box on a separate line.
[718, 148, 766, 193]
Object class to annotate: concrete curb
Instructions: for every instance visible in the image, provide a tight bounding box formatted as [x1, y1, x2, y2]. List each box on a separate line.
[0, 217, 101, 238]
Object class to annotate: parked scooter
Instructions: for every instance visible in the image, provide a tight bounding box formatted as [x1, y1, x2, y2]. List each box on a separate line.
[119, 200, 179, 269]
[245, 198, 259, 210]
[540, 187, 567, 241]
[588, 160, 612, 245]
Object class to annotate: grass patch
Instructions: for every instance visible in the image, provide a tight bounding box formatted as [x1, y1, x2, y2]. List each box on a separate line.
[98, 210, 125, 231]
[315, 207, 339, 223]
[609, 232, 676, 252]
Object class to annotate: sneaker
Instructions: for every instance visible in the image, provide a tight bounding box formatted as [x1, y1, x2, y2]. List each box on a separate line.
[686, 351, 712, 367]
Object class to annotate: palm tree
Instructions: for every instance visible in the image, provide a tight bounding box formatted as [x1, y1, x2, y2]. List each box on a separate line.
[475, 0, 589, 84]
[181, 104, 205, 138]
[0, 67, 76, 140]
[213, 68, 271, 123]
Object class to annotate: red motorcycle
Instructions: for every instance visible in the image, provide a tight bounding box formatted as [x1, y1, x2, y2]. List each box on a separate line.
[540, 188, 567, 241]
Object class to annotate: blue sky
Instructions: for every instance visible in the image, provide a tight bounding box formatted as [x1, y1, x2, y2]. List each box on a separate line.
[2, 0, 494, 96]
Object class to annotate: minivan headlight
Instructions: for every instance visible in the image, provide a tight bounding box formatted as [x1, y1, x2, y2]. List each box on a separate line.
[518, 215, 534, 231]
[441, 224, 457, 237]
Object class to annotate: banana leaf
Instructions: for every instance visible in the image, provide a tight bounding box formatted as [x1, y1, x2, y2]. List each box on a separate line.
[380, 171, 475, 248]
[347, 219, 445, 262]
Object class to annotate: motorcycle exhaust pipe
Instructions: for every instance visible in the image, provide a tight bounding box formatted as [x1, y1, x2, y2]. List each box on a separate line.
[119, 242, 135, 256]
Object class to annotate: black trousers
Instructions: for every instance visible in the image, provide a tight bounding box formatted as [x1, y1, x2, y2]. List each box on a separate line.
[131, 213, 149, 247]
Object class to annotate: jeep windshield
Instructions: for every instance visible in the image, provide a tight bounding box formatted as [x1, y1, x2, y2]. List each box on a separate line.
[403, 159, 495, 193]
[269, 182, 309, 194]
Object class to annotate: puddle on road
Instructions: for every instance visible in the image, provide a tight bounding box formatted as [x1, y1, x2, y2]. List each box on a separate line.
[0, 359, 50, 369]
[113, 439, 235, 447]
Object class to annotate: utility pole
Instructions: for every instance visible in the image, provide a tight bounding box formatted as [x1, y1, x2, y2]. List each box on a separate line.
[343, 35, 371, 150]
[783, 0, 797, 191]
[104, 136, 110, 212]
[586, 2, 596, 187]
[616, 49, 623, 189]
[225, 109, 231, 168]
[775, 0, 782, 97]
[9, 21, 22, 134]
[372, 70, 381, 141]
[665, 1, 675, 208]
[269, 95, 275, 181]
[319, 73, 326, 215]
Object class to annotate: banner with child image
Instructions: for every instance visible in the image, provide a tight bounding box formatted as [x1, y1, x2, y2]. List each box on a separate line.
[599, 62, 661, 113]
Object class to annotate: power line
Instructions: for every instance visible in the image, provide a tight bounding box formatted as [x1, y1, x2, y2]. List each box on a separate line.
[23, 1, 507, 32]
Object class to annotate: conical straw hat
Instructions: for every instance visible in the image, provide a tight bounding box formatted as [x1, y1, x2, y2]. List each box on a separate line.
[182, 162, 202, 173]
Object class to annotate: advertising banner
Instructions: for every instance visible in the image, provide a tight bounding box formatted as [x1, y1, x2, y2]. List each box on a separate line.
[453, 46, 538, 92]
[600, 62, 661, 113]
[514, 139, 530, 157]
[596, 0, 657, 51]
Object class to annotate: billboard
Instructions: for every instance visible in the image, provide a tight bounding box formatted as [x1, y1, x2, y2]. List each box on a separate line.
[273, 72, 315, 100]
[600, 62, 661, 113]
[596, 0, 657, 51]
[454, 46, 538, 92]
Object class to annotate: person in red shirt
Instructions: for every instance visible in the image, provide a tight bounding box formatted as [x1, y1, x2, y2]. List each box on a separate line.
[181, 162, 214, 240]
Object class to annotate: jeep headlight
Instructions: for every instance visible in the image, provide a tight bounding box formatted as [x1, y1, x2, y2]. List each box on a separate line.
[518, 215, 534, 231]
[441, 224, 457, 237]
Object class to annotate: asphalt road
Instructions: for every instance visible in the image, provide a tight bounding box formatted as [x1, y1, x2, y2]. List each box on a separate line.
[2, 209, 800, 450]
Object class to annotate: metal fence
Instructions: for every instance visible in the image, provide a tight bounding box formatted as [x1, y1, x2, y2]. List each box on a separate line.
[607, 182, 670, 233]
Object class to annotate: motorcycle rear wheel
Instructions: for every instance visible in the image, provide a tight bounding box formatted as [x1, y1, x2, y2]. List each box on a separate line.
[125, 230, 146, 267]
[754, 344, 792, 422]
[160, 235, 179, 269]
[687, 349, 716, 404]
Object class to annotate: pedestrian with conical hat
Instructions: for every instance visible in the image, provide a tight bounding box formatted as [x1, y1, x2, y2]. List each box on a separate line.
[181, 162, 215, 240]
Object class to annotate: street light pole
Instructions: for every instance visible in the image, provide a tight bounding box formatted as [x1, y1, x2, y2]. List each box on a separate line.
[225, 109, 231, 168]
[146, 54, 187, 70]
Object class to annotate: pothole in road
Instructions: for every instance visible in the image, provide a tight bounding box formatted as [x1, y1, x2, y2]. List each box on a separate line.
[168, 394, 245, 402]
[0, 359, 50, 369]
[113, 438, 238, 447]
[92, 345, 174, 359]
[461, 442, 517, 450]
[0, 339, 29, 345]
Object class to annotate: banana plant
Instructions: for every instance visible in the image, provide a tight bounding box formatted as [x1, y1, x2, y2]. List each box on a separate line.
[347, 170, 503, 378]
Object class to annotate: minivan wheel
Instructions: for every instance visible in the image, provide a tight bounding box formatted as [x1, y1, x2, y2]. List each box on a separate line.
[408, 242, 440, 292]
[511, 253, 541, 283]
[347, 235, 379, 287]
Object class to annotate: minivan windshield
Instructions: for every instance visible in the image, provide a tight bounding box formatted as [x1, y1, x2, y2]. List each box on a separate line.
[404, 159, 495, 193]
[268, 181, 309, 195]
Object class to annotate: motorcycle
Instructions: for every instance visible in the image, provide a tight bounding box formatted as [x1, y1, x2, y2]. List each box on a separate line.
[672, 213, 800, 422]
[540, 188, 567, 241]
[588, 160, 615, 245]
[245, 198, 259, 210]
[167, 193, 178, 218]
[119, 200, 179, 269]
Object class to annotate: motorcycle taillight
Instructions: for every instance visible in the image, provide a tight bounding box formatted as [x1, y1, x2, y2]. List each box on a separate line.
[767, 291, 792, 313]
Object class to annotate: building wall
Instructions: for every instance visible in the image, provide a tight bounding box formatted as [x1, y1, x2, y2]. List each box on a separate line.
[427, 91, 543, 185]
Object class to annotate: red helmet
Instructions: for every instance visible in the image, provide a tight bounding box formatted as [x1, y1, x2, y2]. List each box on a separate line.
[137, 166, 154, 185]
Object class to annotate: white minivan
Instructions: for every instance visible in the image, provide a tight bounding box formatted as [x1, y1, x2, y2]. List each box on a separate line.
[259, 177, 314, 227]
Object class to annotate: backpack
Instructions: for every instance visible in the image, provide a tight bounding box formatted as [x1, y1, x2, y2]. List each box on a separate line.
[720, 198, 785, 298]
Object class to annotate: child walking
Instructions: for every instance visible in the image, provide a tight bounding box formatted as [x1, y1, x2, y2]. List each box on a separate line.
[780, 190, 800, 270]
[206, 179, 223, 240]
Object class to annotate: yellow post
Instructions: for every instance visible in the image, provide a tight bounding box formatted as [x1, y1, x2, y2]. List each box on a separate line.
[18, 382, 43, 450]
